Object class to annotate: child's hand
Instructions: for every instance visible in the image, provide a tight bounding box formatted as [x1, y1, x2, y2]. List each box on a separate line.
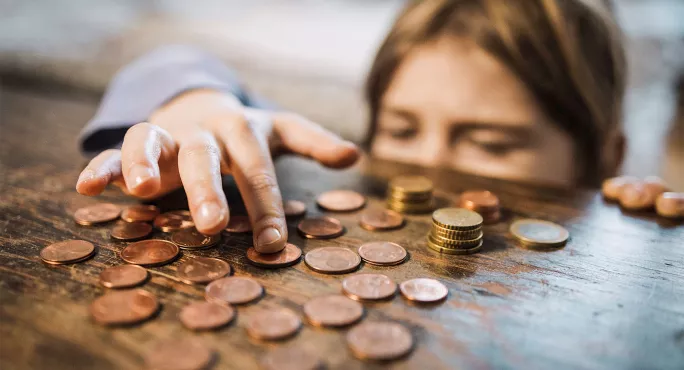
[76, 89, 359, 253]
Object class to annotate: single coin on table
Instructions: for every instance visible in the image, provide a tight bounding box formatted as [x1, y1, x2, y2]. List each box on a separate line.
[171, 227, 221, 250]
[99, 264, 148, 289]
[110, 221, 152, 241]
[359, 208, 405, 231]
[246, 243, 301, 268]
[179, 301, 235, 331]
[153, 210, 194, 232]
[261, 347, 324, 370]
[74, 203, 121, 226]
[304, 247, 361, 274]
[342, 274, 397, 301]
[144, 338, 214, 370]
[399, 278, 448, 303]
[120, 239, 179, 267]
[316, 190, 366, 212]
[224, 215, 252, 233]
[90, 289, 159, 326]
[303, 295, 364, 328]
[283, 200, 307, 218]
[245, 308, 301, 341]
[177, 257, 232, 285]
[432, 208, 483, 230]
[205, 276, 263, 305]
[346, 321, 414, 361]
[120, 204, 159, 223]
[509, 219, 569, 249]
[297, 217, 345, 239]
[357, 241, 407, 266]
[40, 240, 95, 265]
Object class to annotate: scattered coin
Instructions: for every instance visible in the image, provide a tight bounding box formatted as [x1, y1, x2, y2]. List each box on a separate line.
[224, 215, 251, 233]
[177, 257, 232, 285]
[261, 347, 324, 370]
[40, 240, 95, 265]
[432, 208, 483, 230]
[99, 265, 148, 289]
[110, 221, 152, 241]
[283, 200, 307, 218]
[179, 301, 236, 331]
[346, 322, 413, 361]
[120, 239, 179, 266]
[90, 289, 158, 326]
[297, 217, 345, 239]
[74, 203, 121, 226]
[655, 192, 684, 218]
[205, 276, 263, 305]
[509, 219, 569, 249]
[303, 295, 364, 328]
[144, 338, 214, 370]
[316, 190, 366, 212]
[399, 278, 448, 303]
[246, 243, 302, 269]
[120, 204, 159, 223]
[171, 228, 221, 250]
[245, 308, 301, 341]
[357, 241, 407, 266]
[153, 210, 194, 232]
[342, 274, 397, 301]
[359, 208, 405, 231]
[304, 247, 361, 274]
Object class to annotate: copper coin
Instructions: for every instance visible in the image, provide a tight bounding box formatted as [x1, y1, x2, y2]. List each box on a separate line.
[284, 200, 307, 217]
[89, 289, 159, 326]
[179, 301, 235, 331]
[171, 228, 221, 250]
[342, 274, 397, 301]
[120, 239, 179, 266]
[224, 215, 252, 233]
[357, 241, 407, 266]
[316, 190, 366, 212]
[303, 295, 364, 328]
[346, 322, 413, 361]
[399, 278, 448, 303]
[177, 257, 232, 284]
[245, 308, 301, 341]
[120, 204, 160, 223]
[359, 208, 405, 231]
[246, 243, 302, 269]
[74, 203, 121, 225]
[297, 217, 345, 239]
[205, 276, 263, 305]
[40, 240, 95, 265]
[153, 210, 194, 232]
[304, 247, 361, 274]
[144, 338, 214, 370]
[459, 190, 500, 213]
[99, 265, 148, 289]
[110, 221, 152, 241]
[261, 347, 324, 370]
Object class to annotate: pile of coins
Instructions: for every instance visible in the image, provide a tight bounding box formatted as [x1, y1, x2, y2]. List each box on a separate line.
[427, 208, 483, 254]
[386, 175, 434, 214]
[459, 190, 501, 224]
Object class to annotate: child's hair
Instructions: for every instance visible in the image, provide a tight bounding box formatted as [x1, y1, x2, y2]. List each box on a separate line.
[366, 0, 626, 186]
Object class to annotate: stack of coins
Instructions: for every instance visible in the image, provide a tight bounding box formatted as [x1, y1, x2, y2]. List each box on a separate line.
[386, 175, 434, 214]
[459, 190, 501, 223]
[427, 208, 483, 254]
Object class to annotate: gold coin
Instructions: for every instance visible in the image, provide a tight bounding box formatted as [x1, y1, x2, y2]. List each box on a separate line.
[430, 224, 482, 240]
[386, 192, 433, 202]
[427, 239, 482, 255]
[427, 233, 482, 248]
[431, 208, 482, 230]
[509, 219, 569, 248]
[388, 175, 433, 194]
[386, 201, 434, 214]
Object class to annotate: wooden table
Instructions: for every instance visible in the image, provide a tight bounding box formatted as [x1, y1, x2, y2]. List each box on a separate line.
[1, 87, 683, 370]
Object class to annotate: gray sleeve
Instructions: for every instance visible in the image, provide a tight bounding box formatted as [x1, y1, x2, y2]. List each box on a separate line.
[79, 45, 272, 156]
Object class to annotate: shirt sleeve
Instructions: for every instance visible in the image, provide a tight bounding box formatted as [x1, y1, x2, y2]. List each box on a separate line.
[78, 44, 272, 156]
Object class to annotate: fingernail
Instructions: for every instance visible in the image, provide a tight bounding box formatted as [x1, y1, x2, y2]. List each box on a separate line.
[77, 169, 96, 184]
[129, 164, 154, 189]
[196, 202, 224, 230]
[257, 227, 281, 247]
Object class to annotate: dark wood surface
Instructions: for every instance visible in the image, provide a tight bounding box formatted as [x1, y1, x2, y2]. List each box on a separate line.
[1, 86, 683, 370]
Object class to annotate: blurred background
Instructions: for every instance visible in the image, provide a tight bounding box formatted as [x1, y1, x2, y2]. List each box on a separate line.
[0, 0, 682, 189]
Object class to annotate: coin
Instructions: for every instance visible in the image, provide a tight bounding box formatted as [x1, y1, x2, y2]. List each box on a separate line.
[74, 203, 121, 225]
[426, 239, 483, 255]
[120, 204, 159, 223]
[224, 215, 251, 233]
[304, 247, 361, 274]
[509, 219, 569, 249]
[179, 301, 235, 331]
[245, 308, 301, 341]
[261, 347, 324, 370]
[304, 295, 364, 328]
[430, 225, 482, 240]
[342, 274, 397, 301]
[459, 190, 499, 213]
[246, 243, 301, 268]
[359, 208, 405, 231]
[171, 228, 221, 250]
[99, 265, 148, 289]
[144, 338, 213, 370]
[110, 221, 152, 241]
[284, 200, 307, 218]
[427, 233, 482, 249]
[153, 210, 194, 232]
[40, 240, 95, 265]
[120, 239, 179, 266]
[177, 257, 232, 284]
[346, 322, 413, 361]
[432, 208, 483, 230]
[90, 289, 158, 326]
[399, 278, 448, 303]
[357, 241, 407, 266]
[388, 176, 433, 194]
[316, 190, 366, 212]
[297, 217, 345, 239]
[205, 276, 263, 305]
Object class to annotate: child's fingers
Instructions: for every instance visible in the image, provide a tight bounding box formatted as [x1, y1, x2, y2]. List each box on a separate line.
[120, 122, 176, 198]
[76, 149, 123, 196]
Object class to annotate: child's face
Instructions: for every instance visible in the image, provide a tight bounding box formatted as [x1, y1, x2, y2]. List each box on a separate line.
[371, 37, 577, 187]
